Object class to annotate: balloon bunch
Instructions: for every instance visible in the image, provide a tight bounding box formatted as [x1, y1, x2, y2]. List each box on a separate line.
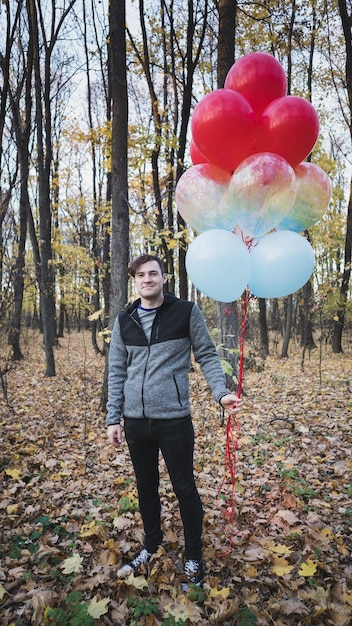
[176, 52, 332, 301]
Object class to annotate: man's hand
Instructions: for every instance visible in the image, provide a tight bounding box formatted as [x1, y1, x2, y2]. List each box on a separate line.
[220, 394, 242, 415]
[107, 424, 122, 447]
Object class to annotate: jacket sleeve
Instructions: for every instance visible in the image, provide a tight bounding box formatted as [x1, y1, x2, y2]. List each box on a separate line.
[189, 304, 229, 403]
[106, 316, 128, 425]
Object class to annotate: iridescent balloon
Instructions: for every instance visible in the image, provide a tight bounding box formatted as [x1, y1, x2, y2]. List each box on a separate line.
[175, 163, 236, 232]
[276, 162, 331, 233]
[228, 152, 297, 238]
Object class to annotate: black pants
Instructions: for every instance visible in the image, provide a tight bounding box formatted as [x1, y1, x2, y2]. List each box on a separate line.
[124, 416, 203, 561]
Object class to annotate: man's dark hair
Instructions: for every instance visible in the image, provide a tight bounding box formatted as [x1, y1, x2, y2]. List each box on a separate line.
[128, 254, 165, 277]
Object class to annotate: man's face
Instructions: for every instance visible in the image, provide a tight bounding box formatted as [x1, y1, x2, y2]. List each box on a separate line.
[133, 260, 167, 302]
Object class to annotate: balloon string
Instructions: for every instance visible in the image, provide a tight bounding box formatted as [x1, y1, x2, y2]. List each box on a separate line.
[217, 290, 251, 555]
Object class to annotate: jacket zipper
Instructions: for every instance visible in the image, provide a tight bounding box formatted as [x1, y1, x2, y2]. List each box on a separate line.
[129, 309, 159, 418]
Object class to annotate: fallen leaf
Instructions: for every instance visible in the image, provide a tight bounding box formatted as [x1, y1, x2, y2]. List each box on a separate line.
[5, 468, 21, 480]
[60, 553, 84, 575]
[80, 520, 105, 538]
[87, 596, 110, 618]
[265, 540, 293, 555]
[209, 586, 230, 599]
[298, 559, 318, 577]
[209, 598, 239, 623]
[280, 598, 310, 616]
[6, 504, 20, 515]
[124, 573, 149, 589]
[271, 509, 300, 526]
[272, 556, 295, 577]
[163, 598, 203, 622]
[32, 590, 58, 624]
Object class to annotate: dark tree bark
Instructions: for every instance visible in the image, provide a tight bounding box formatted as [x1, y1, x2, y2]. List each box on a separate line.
[127, 0, 208, 297]
[108, 0, 129, 323]
[215, 0, 239, 389]
[101, 0, 129, 411]
[332, 0, 352, 353]
[258, 298, 269, 356]
[281, 294, 293, 358]
[28, 0, 56, 375]
[0, 0, 21, 316]
[299, 5, 317, 351]
[28, 0, 77, 375]
[82, 0, 103, 354]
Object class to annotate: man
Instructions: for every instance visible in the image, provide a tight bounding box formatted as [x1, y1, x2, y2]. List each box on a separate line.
[106, 254, 241, 591]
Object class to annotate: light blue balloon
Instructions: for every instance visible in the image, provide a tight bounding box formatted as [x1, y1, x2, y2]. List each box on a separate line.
[186, 229, 251, 302]
[248, 230, 314, 298]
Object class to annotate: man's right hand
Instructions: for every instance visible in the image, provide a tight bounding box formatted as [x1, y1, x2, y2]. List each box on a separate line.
[107, 424, 122, 447]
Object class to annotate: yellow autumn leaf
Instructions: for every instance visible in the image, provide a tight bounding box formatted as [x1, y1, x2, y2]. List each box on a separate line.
[163, 599, 203, 623]
[124, 573, 149, 589]
[244, 565, 258, 578]
[298, 559, 318, 577]
[87, 596, 110, 618]
[87, 308, 104, 321]
[209, 586, 230, 599]
[343, 590, 352, 607]
[22, 444, 38, 455]
[60, 553, 84, 575]
[320, 528, 333, 539]
[265, 541, 293, 555]
[51, 472, 71, 481]
[80, 520, 105, 538]
[272, 556, 295, 577]
[7, 504, 19, 515]
[5, 468, 21, 480]
[0, 583, 8, 600]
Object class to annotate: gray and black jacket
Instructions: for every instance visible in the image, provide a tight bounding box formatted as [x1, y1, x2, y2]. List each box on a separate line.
[106, 293, 229, 425]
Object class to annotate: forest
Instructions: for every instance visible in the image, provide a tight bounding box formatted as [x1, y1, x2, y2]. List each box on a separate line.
[0, 0, 352, 625]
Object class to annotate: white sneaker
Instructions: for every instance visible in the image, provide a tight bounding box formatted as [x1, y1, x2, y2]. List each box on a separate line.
[181, 559, 204, 592]
[117, 548, 152, 578]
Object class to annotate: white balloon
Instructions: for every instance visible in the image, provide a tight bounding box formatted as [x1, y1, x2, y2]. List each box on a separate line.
[248, 230, 314, 298]
[186, 229, 251, 302]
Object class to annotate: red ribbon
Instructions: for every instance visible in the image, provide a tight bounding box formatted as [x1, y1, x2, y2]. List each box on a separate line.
[218, 290, 251, 554]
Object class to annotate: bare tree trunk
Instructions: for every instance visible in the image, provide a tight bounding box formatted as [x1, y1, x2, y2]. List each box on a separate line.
[101, 0, 129, 411]
[109, 0, 129, 325]
[281, 294, 293, 357]
[8, 183, 29, 360]
[277, 0, 296, 359]
[29, 0, 56, 375]
[332, 0, 352, 352]
[216, 0, 239, 389]
[82, 0, 102, 354]
[258, 298, 269, 356]
[6, 1, 32, 358]
[299, 4, 317, 350]
[299, 280, 316, 350]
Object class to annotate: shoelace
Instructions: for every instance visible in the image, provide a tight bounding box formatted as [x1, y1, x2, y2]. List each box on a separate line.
[131, 549, 151, 568]
[184, 559, 200, 577]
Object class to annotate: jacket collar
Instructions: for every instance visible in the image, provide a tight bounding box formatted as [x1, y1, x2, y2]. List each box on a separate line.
[126, 292, 178, 316]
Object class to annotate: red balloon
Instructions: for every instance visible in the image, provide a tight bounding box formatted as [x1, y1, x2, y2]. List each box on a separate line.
[256, 96, 320, 167]
[225, 52, 287, 118]
[191, 89, 255, 173]
[189, 138, 209, 165]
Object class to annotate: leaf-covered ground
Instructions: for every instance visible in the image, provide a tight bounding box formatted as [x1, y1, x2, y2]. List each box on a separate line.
[1, 331, 351, 625]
